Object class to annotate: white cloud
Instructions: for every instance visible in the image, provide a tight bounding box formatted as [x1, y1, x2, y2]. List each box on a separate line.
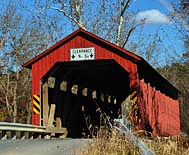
[135, 9, 171, 24]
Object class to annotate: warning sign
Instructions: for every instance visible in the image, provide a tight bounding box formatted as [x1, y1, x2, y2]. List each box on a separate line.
[70, 47, 95, 61]
[33, 94, 40, 115]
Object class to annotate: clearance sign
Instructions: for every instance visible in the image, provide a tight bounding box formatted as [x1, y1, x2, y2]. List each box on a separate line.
[70, 47, 95, 61]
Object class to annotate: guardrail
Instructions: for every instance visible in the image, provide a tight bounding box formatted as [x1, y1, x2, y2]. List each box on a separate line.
[113, 119, 155, 155]
[0, 122, 67, 140]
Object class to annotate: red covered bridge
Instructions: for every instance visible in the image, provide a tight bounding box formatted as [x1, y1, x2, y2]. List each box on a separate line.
[23, 28, 180, 137]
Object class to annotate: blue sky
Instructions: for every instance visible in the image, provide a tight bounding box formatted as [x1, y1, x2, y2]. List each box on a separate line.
[131, 0, 169, 12]
[127, 0, 185, 64]
[0, 0, 186, 66]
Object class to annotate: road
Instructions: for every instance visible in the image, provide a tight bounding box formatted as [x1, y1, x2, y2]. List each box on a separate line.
[0, 139, 91, 155]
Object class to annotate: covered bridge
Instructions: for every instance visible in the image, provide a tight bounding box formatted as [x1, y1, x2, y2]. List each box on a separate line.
[23, 28, 180, 137]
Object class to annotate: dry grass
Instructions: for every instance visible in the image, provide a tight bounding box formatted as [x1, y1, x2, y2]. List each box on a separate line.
[81, 129, 189, 155]
[81, 98, 189, 155]
[142, 136, 189, 155]
[81, 129, 140, 155]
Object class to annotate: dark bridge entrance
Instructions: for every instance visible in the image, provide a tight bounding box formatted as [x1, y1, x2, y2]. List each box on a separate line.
[41, 59, 130, 138]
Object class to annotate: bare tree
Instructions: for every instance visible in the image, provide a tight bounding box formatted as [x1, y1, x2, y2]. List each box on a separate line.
[0, 1, 59, 123]
[29, 0, 138, 47]
[116, 0, 134, 47]
[47, 0, 86, 29]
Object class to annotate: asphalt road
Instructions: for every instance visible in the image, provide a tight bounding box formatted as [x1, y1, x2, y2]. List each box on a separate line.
[0, 139, 91, 155]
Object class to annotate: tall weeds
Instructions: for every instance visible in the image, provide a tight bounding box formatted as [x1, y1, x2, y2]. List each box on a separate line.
[82, 128, 140, 155]
[80, 97, 189, 155]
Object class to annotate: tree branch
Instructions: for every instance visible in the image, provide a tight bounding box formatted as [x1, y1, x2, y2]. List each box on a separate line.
[116, 0, 131, 46]
[49, 6, 86, 30]
[122, 26, 136, 48]
[121, 0, 131, 16]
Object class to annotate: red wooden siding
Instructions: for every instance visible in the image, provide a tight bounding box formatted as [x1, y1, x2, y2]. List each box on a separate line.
[138, 79, 180, 136]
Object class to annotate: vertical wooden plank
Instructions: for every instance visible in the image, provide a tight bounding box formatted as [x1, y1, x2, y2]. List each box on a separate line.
[49, 53, 54, 69]
[47, 104, 56, 127]
[46, 54, 50, 72]
[39, 60, 42, 83]
[42, 57, 47, 78]
[69, 36, 73, 61]
[36, 62, 40, 95]
[37, 62, 41, 125]
[40, 57, 45, 79]
[31, 65, 35, 125]
[56, 117, 62, 128]
[54, 48, 58, 62]
[92, 90, 97, 99]
[43, 83, 49, 126]
[71, 85, 78, 94]
[78, 35, 81, 48]
[61, 43, 66, 61]
[73, 36, 77, 48]
[32, 64, 36, 94]
[82, 88, 88, 96]
[62, 44, 65, 61]
[58, 47, 63, 61]
[95, 42, 98, 60]
[65, 40, 69, 61]
[60, 81, 67, 91]
[32, 63, 40, 125]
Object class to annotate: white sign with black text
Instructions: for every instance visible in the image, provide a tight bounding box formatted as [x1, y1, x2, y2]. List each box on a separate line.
[70, 47, 95, 61]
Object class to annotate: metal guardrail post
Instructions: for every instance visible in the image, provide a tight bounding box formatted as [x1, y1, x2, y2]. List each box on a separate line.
[33, 132, 41, 139]
[11, 131, 16, 140]
[44, 134, 51, 139]
[29, 132, 33, 139]
[2, 130, 7, 140]
[114, 119, 155, 155]
[20, 131, 25, 139]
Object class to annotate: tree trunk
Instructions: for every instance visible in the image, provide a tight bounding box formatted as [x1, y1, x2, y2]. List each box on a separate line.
[13, 50, 19, 123]
[116, 0, 131, 46]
